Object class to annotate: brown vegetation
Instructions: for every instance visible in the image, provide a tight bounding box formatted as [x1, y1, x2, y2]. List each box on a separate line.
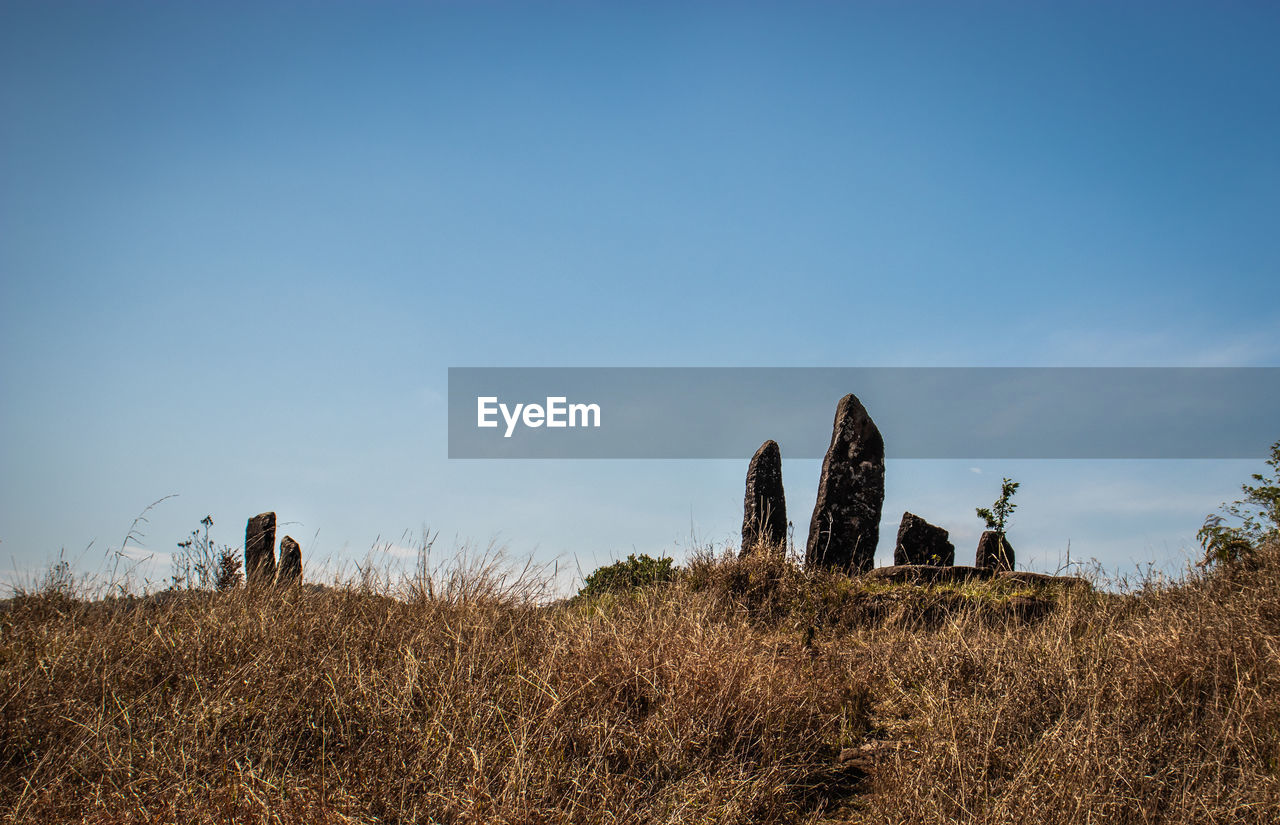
[2, 542, 1278, 824]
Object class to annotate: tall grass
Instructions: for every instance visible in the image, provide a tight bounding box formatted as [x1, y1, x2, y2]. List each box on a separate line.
[2, 542, 1278, 823]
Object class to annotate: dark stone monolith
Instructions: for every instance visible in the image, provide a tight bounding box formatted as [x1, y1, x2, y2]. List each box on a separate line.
[894, 512, 955, 566]
[805, 394, 885, 574]
[741, 440, 788, 555]
[245, 512, 277, 587]
[976, 531, 1015, 571]
[277, 535, 302, 585]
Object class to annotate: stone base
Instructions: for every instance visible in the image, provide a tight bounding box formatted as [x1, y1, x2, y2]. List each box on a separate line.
[864, 564, 1090, 590]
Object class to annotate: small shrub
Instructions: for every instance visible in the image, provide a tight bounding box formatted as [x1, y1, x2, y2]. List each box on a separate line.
[214, 545, 243, 590]
[577, 553, 675, 599]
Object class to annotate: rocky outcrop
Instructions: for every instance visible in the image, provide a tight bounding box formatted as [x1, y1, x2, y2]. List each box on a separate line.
[742, 440, 788, 555]
[893, 512, 954, 566]
[806, 394, 885, 574]
[245, 512, 277, 587]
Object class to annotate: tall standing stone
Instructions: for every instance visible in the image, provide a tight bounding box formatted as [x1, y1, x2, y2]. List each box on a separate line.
[805, 394, 885, 574]
[894, 512, 955, 566]
[741, 440, 788, 555]
[277, 535, 302, 585]
[245, 512, 277, 587]
[975, 531, 1015, 571]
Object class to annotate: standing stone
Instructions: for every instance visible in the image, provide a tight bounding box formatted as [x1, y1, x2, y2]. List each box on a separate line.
[245, 512, 277, 587]
[894, 512, 955, 566]
[976, 531, 1015, 571]
[277, 535, 302, 585]
[741, 440, 788, 555]
[805, 394, 885, 574]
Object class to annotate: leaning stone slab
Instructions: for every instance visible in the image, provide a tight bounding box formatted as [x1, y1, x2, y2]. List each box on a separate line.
[806, 394, 885, 574]
[975, 531, 1015, 572]
[277, 535, 302, 585]
[893, 512, 955, 566]
[245, 512, 277, 587]
[742, 440, 788, 555]
[864, 564, 995, 585]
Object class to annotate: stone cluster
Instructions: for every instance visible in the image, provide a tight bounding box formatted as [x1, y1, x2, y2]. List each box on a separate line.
[244, 511, 304, 587]
[740, 393, 1027, 579]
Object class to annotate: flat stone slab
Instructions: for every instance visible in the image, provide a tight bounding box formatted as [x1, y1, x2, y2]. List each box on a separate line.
[863, 565, 1091, 590]
[864, 564, 994, 585]
[998, 571, 1092, 590]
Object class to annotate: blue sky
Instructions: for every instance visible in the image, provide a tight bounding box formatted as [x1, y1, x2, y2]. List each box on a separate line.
[2, 1, 1278, 591]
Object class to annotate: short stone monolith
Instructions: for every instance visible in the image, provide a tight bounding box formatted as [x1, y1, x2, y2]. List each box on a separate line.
[245, 512, 277, 587]
[742, 440, 788, 555]
[805, 394, 885, 574]
[976, 531, 1015, 571]
[277, 535, 302, 585]
[894, 512, 955, 566]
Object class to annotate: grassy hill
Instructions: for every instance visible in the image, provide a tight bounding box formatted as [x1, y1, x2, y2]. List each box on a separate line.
[3, 543, 1278, 824]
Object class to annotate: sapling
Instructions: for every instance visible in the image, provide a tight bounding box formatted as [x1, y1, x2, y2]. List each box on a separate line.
[977, 478, 1020, 540]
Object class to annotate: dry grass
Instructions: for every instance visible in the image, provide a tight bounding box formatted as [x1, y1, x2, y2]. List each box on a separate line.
[2, 542, 1278, 824]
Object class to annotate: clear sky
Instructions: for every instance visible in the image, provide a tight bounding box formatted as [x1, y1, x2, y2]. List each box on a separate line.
[3, 1, 1278, 591]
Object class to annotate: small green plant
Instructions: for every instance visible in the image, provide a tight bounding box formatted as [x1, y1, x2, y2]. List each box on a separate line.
[577, 553, 675, 599]
[977, 477, 1020, 539]
[1198, 439, 1280, 567]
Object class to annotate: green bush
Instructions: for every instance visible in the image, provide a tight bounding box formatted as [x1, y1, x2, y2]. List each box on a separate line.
[1199, 439, 1280, 567]
[577, 553, 675, 599]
